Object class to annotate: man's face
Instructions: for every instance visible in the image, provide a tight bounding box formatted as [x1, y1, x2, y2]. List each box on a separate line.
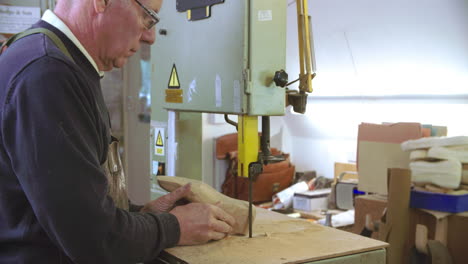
[98, 0, 162, 71]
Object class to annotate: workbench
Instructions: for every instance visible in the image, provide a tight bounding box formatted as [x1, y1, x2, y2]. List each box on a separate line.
[149, 208, 388, 264]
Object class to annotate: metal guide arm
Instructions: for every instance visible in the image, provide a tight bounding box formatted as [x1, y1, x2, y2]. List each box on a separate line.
[296, 0, 316, 93]
[282, 0, 317, 114]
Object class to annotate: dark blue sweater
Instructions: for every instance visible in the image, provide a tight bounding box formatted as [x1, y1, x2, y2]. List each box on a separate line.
[0, 21, 179, 263]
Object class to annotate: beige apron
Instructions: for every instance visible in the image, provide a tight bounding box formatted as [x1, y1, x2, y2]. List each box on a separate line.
[102, 137, 129, 211]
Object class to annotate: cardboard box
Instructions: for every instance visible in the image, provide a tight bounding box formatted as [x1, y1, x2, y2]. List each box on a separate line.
[333, 162, 357, 183]
[357, 122, 421, 194]
[293, 189, 331, 212]
[353, 194, 388, 239]
[352, 167, 467, 264]
[409, 209, 468, 264]
[354, 169, 467, 264]
[447, 212, 468, 264]
[378, 168, 412, 264]
[409, 209, 451, 249]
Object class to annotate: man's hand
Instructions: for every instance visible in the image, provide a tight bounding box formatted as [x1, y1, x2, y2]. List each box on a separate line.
[140, 183, 191, 213]
[170, 203, 236, 245]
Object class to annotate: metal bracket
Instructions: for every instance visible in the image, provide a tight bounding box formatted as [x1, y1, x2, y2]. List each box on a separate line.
[249, 162, 263, 182]
[176, 0, 224, 21]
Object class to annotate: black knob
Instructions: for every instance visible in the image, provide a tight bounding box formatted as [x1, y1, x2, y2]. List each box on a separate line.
[274, 70, 288, 87]
[159, 29, 167, 35]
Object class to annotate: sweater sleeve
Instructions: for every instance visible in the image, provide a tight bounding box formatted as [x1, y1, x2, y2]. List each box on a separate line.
[1, 57, 180, 263]
[129, 201, 145, 212]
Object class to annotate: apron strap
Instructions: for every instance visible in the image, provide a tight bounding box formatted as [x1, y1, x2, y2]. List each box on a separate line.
[1, 28, 74, 63]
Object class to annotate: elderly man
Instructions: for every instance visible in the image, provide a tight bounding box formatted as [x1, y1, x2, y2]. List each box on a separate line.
[0, 0, 234, 263]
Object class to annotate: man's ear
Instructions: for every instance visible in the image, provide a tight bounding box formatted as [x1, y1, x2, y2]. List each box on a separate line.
[93, 0, 109, 13]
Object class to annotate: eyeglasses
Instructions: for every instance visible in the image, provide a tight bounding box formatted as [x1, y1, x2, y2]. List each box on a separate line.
[134, 0, 160, 30]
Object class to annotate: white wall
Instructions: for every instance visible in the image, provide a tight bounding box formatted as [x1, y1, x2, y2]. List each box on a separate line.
[279, 0, 468, 178]
[287, 0, 468, 96]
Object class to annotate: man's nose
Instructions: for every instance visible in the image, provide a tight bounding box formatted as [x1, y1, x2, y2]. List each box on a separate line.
[141, 28, 156, 45]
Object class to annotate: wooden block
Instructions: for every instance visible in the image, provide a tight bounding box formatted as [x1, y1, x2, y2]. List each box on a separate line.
[462, 164, 468, 184]
[157, 176, 255, 235]
[424, 184, 452, 194]
[353, 195, 387, 239]
[334, 162, 357, 183]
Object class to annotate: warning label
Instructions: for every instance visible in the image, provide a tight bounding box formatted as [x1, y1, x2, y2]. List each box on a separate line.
[156, 131, 163, 146]
[154, 128, 165, 156]
[165, 89, 183, 103]
[168, 64, 180, 89]
[165, 64, 183, 103]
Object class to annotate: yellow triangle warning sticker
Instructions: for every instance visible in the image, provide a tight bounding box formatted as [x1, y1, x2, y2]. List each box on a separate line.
[156, 131, 164, 147]
[168, 64, 180, 88]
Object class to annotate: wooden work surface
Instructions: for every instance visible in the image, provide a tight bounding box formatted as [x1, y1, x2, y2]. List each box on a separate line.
[165, 208, 388, 264]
